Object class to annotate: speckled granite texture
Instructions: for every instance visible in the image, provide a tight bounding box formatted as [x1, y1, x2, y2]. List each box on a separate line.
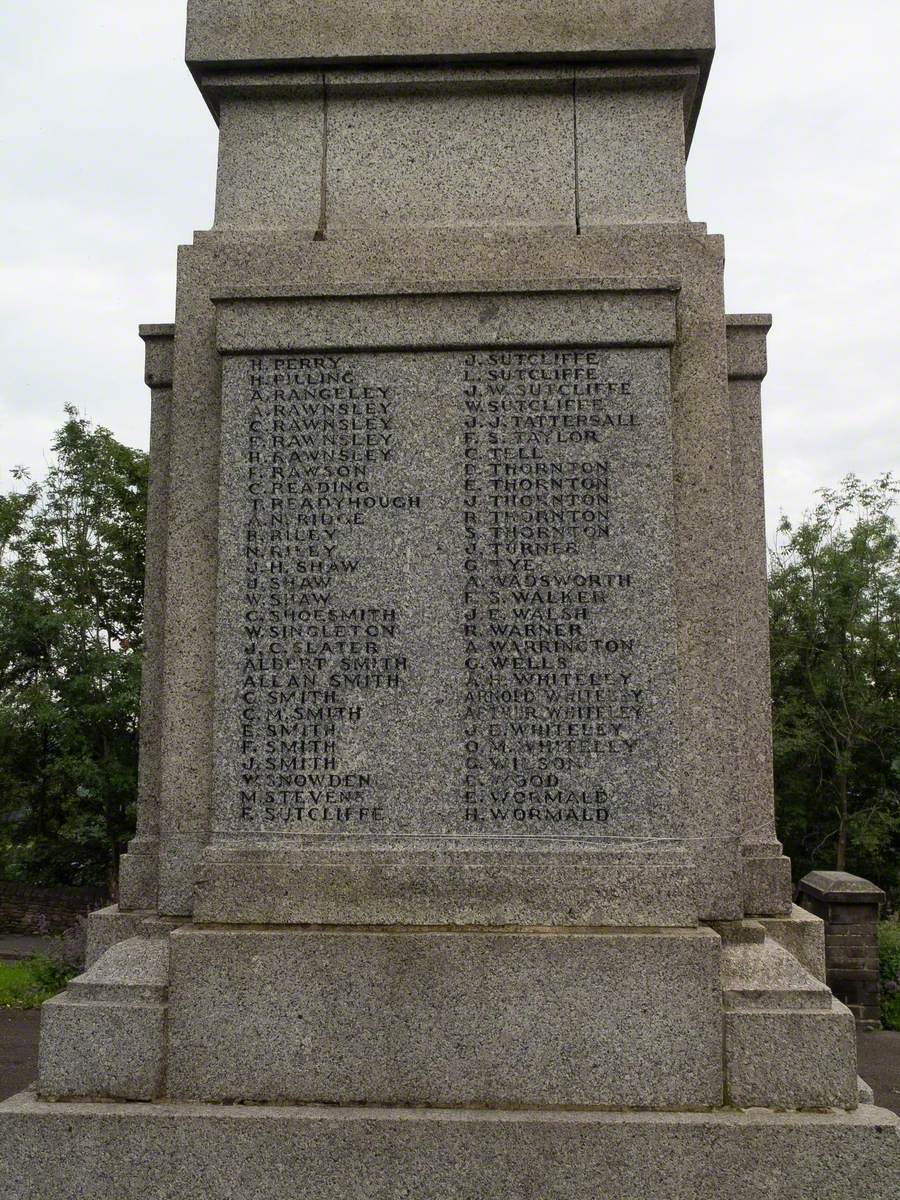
[170, 226, 747, 925]
[117, 326, 174, 913]
[759, 904, 828, 982]
[214, 343, 678, 842]
[192, 843, 699, 926]
[326, 71, 576, 232]
[726, 315, 793, 916]
[208, 65, 701, 234]
[6, 2, 900, 1192]
[38, 938, 169, 1102]
[2, 1096, 899, 1200]
[185, 0, 717, 78]
[165, 926, 722, 1107]
[725, 1000, 859, 1111]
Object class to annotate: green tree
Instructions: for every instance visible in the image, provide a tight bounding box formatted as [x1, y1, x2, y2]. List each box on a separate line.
[0, 409, 147, 890]
[770, 474, 900, 901]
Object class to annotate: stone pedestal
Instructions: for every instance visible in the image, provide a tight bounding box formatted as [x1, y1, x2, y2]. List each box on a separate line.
[2, 2, 898, 1196]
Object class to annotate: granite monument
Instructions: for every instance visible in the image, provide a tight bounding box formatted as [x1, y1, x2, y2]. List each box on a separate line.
[2, 2, 898, 1196]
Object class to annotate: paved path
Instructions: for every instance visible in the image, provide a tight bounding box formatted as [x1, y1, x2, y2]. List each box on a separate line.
[858, 1030, 900, 1116]
[0, 1009, 41, 1100]
[1, 1009, 899, 1113]
[0, 935, 54, 962]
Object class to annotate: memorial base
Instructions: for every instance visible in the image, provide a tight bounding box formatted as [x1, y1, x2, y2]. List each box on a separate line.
[2, 1093, 898, 1200]
[30, 915, 865, 1113]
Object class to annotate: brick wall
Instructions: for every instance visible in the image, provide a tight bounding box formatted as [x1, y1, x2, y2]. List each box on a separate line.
[0, 882, 107, 935]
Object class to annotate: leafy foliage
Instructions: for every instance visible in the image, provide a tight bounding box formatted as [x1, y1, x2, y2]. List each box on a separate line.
[0, 956, 77, 1009]
[770, 475, 900, 902]
[0, 410, 147, 889]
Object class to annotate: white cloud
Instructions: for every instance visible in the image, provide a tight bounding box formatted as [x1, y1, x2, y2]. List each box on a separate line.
[0, 1, 216, 490]
[687, 1, 900, 534]
[1, 1, 897, 539]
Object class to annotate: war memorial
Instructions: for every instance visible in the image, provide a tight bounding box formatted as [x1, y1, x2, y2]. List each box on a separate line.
[2, 1, 899, 1195]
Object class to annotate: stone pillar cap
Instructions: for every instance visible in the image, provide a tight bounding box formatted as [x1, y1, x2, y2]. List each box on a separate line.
[725, 314, 772, 381]
[139, 325, 175, 391]
[186, 1, 716, 70]
[186, 2, 715, 145]
[799, 870, 886, 904]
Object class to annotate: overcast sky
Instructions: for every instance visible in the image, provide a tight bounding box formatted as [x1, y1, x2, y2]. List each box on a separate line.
[1, 2, 897, 536]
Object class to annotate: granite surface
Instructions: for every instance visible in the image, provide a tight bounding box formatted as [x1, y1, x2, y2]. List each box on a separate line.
[719, 928, 859, 1109]
[38, 1000, 165, 1102]
[118, 326, 174, 912]
[213, 287, 679, 351]
[741, 852, 793, 919]
[725, 999, 859, 1111]
[206, 64, 705, 234]
[722, 936, 832, 1012]
[167, 926, 722, 1107]
[725, 315, 792, 917]
[215, 96, 323, 232]
[139, 325, 176, 389]
[759, 905, 827, 983]
[186, 1, 717, 70]
[204, 62, 703, 234]
[3, 1094, 899, 1200]
[193, 845, 698, 926]
[159, 225, 746, 922]
[327, 71, 576, 232]
[68, 935, 169, 999]
[153, 243, 222, 916]
[576, 84, 688, 227]
[37, 938, 169, 1102]
[85, 905, 152, 969]
[214, 343, 679, 848]
[726, 314, 772, 380]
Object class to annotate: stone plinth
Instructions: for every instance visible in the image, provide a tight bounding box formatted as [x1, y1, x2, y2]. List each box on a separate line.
[3, 1096, 899, 1200]
[166, 926, 722, 1108]
[759, 903, 828, 982]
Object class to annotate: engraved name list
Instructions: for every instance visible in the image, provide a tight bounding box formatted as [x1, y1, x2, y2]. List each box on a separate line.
[215, 347, 678, 843]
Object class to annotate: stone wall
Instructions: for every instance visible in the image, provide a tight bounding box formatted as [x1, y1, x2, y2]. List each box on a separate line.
[0, 883, 107, 935]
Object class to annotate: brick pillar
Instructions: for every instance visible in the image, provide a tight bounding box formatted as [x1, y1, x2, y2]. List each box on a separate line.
[798, 870, 885, 1030]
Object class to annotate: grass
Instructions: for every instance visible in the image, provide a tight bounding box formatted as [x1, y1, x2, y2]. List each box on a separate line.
[0, 957, 75, 1009]
[879, 921, 900, 1032]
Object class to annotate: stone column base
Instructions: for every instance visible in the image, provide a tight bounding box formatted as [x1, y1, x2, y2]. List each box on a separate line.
[2, 1094, 898, 1199]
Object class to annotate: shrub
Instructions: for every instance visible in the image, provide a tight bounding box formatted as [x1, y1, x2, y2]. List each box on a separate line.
[879, 921, 900, 1031]
[28, 955, 77, 996]
[0, 956, 76, 1008]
